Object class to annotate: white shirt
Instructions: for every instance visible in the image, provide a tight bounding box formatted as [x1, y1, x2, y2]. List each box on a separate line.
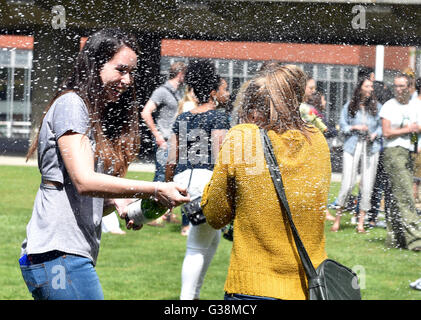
[379, 98, 416, 150]
[409, 97, 421, 151]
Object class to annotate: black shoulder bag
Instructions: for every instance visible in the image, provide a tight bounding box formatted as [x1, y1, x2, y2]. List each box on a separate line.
[260, 129, 361, 300]
[181, 169, 207, 226]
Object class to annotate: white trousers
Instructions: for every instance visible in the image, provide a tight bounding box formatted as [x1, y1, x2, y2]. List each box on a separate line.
[101, 212, 122, 233]
[174, 169, 221, 300]
[337, 140, 379, 212]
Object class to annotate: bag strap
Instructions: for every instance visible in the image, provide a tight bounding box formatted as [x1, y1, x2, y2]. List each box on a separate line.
[162, 84, 179, 102]
[187, 168, 194, 190]
[259, 129, 318, 280]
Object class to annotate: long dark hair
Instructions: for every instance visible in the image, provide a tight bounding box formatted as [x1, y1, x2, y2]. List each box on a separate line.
[348, 78, 377, 118]
[27, 28, 141, 177]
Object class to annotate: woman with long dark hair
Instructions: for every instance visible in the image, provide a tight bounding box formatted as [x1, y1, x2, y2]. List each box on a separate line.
[20, 29, 189, 300]
[330, 77, 382, 233]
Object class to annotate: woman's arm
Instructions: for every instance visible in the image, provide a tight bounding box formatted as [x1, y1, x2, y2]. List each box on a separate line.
[58, 132, 190, 207]
[339, 103, 352, 134]
[202, 131, 235, 229]
[141, 100, 167, 149]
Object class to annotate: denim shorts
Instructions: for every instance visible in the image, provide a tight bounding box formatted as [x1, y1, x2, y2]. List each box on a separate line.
[20, 253, 104, 300]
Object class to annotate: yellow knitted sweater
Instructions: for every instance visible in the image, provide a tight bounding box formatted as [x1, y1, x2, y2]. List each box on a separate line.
[202, 124, 331, 300]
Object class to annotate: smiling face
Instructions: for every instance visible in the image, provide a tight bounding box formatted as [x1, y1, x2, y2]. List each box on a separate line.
[100, 46, 138, 102]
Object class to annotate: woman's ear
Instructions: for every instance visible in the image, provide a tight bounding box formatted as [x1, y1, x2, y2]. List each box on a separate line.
[210, 89, 218, 105]
[210, 89, 217, 99]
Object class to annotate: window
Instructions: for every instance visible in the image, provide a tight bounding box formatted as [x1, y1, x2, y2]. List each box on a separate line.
[0, 49, 32, 138]
[160, 56, 358, 128]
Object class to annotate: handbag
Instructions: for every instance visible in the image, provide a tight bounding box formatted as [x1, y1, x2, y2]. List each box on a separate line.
[181, 169, 207, 225]
[222, 222, 234, 241]
[260, 129, 361, 300]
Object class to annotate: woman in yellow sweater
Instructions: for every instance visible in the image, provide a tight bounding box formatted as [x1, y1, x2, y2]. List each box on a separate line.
[201, 64, 331, 300]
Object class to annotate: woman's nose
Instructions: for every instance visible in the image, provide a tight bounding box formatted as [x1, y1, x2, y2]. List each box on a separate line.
[121, 73, 133, 86]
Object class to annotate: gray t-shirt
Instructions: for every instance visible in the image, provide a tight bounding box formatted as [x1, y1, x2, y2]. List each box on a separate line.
[150, 81, 180, 140]
[21, 92, 104, 265]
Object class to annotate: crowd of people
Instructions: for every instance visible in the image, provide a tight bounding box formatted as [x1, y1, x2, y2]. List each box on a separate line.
[18, 28, 421, 300]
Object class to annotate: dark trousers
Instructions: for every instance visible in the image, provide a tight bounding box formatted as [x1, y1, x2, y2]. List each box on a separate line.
[367, 151, 392, 222]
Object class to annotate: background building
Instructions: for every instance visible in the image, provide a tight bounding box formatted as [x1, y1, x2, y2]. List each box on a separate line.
[160, 40, 419, 128]
[0, 0, 420, 171]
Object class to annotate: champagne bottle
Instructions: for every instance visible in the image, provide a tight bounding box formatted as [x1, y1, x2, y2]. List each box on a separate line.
[411, 132, 418, 153]
[125, 198, 169, 227]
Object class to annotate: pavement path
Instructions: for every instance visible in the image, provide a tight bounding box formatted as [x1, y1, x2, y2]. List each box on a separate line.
[0, 155, 343, 182]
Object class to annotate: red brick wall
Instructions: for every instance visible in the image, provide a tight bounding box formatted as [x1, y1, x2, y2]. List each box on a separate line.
[0, 35, 412, 72]
[0, 35, 33, 50]
[162, 39, 411, 71]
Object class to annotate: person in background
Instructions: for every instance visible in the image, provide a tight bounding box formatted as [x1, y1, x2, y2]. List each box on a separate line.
[410, 78, 421, 208]
[101, 212, 126, 235]
[215, 77, 231, 112]
[301, 91, 337, 222]
[202, 64, 331, 300]
[176, 86, 199, 236]
[304, 77, 317, 101]
[380, 72, 421, 251]
[178, 86, 197, 114]
[330, 77, 382, 233]
[141, 62, 187, 225]
[403, 68, 418, 102]
[165, 60, 230, 300]
[299, 91, 328, 134]
[410, 277, 421, 291]
[364, 81, 394, 228]
[19, 29, 190, 300]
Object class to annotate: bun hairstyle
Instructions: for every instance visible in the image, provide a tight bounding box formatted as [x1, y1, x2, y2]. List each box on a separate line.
[239, 64, 311, 139]
[185, 60, 220, 104]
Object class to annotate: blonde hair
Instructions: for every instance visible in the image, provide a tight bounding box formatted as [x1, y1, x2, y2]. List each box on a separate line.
[177, 86, 197, 114]
[239, 64, 311, 139]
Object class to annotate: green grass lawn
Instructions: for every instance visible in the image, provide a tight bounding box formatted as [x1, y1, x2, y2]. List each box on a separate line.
[1, 165, 420, 300]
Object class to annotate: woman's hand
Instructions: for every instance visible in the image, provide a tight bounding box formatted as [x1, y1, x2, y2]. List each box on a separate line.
[369, 133, 377, 141]
[155, 182, 190, 209]
[156, 134, 168, 150]
[113, 198, 136, 219]
[113, 198, 143, 231]
[352, 124, 368, 132]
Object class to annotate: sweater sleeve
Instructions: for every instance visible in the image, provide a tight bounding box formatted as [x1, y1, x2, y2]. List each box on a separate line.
[201, 129, 237, 229]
